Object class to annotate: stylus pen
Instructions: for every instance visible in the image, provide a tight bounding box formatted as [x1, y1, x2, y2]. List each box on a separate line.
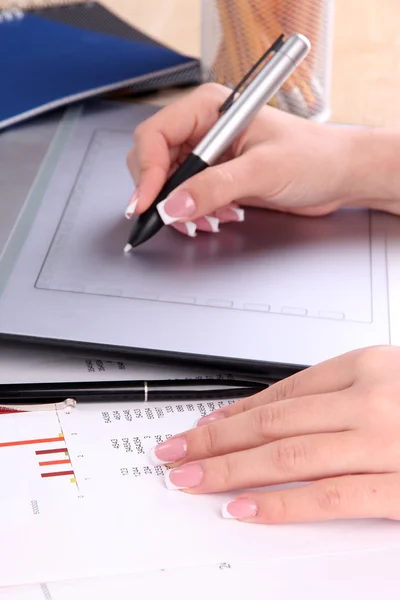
[124, 33, 310, 250]
[0, 378, 269, 404]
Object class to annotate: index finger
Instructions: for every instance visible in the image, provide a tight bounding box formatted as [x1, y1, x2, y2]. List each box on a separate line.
[126, 83, 230, 213]
[196, 349, 361, 426]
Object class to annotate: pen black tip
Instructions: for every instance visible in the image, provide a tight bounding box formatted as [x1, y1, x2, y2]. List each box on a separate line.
[126, 210, 164, 249]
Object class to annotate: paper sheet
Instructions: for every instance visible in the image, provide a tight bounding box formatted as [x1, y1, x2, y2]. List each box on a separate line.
[0, 396, 400, 589]
[4, 548, 400, 600]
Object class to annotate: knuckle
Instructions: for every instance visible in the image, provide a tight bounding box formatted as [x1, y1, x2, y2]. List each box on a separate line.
[271, 440, 307, 473]
[360, 387, 400, 429]
[201, 422, 221, 457]
[361, 388, 382, 415]
[264, 493, 290, 523]
[212, 164, 235, 188]
[253, 404, 284, 440]
[316, 483, 345, 513]
[269, 374, 298, 403]
[355, 345, 395, 374]
[216, 454, 235, 488]
[202, 165, 235, 206]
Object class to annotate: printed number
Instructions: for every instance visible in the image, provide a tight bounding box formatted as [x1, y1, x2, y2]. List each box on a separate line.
[31, 500, 40, 515]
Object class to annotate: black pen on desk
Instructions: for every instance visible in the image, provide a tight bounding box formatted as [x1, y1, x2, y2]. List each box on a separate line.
[124, 33, 310, 250]
[0, 378, 270, 410]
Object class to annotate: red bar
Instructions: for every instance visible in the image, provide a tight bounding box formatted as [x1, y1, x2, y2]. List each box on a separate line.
[36, 448, 68, 456]
[0, 407, 25, 414]
[39, 459, 71, 467]
[41, 470, 74, 478]
[0, 436, 64, 448]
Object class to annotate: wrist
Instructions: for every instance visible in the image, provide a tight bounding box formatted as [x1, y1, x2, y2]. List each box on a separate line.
[346, 127, 400, 214]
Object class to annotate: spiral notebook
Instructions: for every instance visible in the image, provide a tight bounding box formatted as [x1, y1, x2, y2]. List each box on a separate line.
[0, 2, 201, 130]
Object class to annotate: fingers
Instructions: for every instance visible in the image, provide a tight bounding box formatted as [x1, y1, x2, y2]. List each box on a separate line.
[163, 431, 370, 493]
[197, 350, 360, 426]
[125, 84, 230, 215]
[221, 473, 400, 523]
[155, 150, 263, 224]
[169, 202, 245, 237]
[125, 145, 180, 218]
[150, 390, 355, 466]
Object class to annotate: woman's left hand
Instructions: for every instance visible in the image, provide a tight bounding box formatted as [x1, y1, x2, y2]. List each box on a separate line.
[150, 345, 400, 524]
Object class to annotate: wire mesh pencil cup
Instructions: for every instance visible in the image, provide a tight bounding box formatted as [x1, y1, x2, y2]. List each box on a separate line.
[201, 0, 334, 121]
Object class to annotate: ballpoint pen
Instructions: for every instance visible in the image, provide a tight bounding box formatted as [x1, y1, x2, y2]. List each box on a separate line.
[0, 377, 270, 408]
[124, 32, 310, 250]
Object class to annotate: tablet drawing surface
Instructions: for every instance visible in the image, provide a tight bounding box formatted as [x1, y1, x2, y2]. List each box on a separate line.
[0, 101, 392, 368]
[36, 127, 372, 323]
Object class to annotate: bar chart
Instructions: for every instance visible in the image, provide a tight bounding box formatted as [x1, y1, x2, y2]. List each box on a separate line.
[0, 432, 77, 483]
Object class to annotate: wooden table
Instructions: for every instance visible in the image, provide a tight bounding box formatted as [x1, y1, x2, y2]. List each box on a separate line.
[3, 0, 400, 126]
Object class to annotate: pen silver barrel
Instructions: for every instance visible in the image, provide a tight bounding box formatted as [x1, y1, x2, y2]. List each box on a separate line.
[193, 34, 310, 165]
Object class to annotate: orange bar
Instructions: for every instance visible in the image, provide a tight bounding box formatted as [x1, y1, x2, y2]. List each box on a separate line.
[39, 458, 71, 467]
[0, 436, 64, 448]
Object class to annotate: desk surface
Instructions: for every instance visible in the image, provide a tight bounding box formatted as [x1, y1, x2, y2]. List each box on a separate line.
[2, 0, 400, 127]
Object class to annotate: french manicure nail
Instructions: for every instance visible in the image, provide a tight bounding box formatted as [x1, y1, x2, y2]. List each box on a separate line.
[171, 221, 197, 237]
[165, 463, 203, 490]
[149, 436, 187, 466]
[125, 191, 138, 219]
[221, 498, 258, 520]
[216, 206, 245, 223]
[195, 216, 220, 233]
[196, 411, 226, 427]
[157, 190, 196, 224]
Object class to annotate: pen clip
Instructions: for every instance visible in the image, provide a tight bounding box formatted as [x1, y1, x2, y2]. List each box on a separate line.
[219, 34, 286, 113]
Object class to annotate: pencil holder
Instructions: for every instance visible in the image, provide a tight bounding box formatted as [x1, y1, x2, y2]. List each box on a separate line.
[201, 0, 334, 121]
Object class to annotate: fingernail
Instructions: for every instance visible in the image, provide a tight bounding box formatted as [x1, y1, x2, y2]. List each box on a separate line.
[157, 190, 196, 224]
[125, 191, 138, 219]
[165, 463, 203, 490]
[171, 221, 197, 237]
[196, 411, 226, 427]
[149, 436, 187, 466]
[195, 216, 220, 233]
[222, 498, 258, 520]
[216, 207, 245, 223]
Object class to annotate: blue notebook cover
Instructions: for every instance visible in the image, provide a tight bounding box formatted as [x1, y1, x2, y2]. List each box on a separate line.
[0, 3, 201, 130]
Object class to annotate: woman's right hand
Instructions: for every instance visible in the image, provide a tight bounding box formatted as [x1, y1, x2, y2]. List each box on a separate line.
[125, 83, 389, 235]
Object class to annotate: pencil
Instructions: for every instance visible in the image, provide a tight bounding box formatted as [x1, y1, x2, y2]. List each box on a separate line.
[214, 0, 279, 107]
[269, 0, 325, 114]
[248, 0, 313, 116]
[214, 0, 243, 86]
[213, 0, 319, 115]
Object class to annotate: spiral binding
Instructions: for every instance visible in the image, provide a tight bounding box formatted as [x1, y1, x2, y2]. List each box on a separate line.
[0, 1, 89, 8]
[0, 7, 24, 20]
[0, 2, 94, 20]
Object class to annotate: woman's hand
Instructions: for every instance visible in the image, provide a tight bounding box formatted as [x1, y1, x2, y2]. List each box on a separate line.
[150, 345, 400, 524]
[125, 83, 384, 236]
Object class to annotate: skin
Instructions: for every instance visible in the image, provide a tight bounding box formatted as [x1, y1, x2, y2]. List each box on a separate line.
[126, 83, 400, 524]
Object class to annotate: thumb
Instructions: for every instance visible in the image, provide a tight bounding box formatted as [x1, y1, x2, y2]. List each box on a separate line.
[156, 153, 263, 224]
